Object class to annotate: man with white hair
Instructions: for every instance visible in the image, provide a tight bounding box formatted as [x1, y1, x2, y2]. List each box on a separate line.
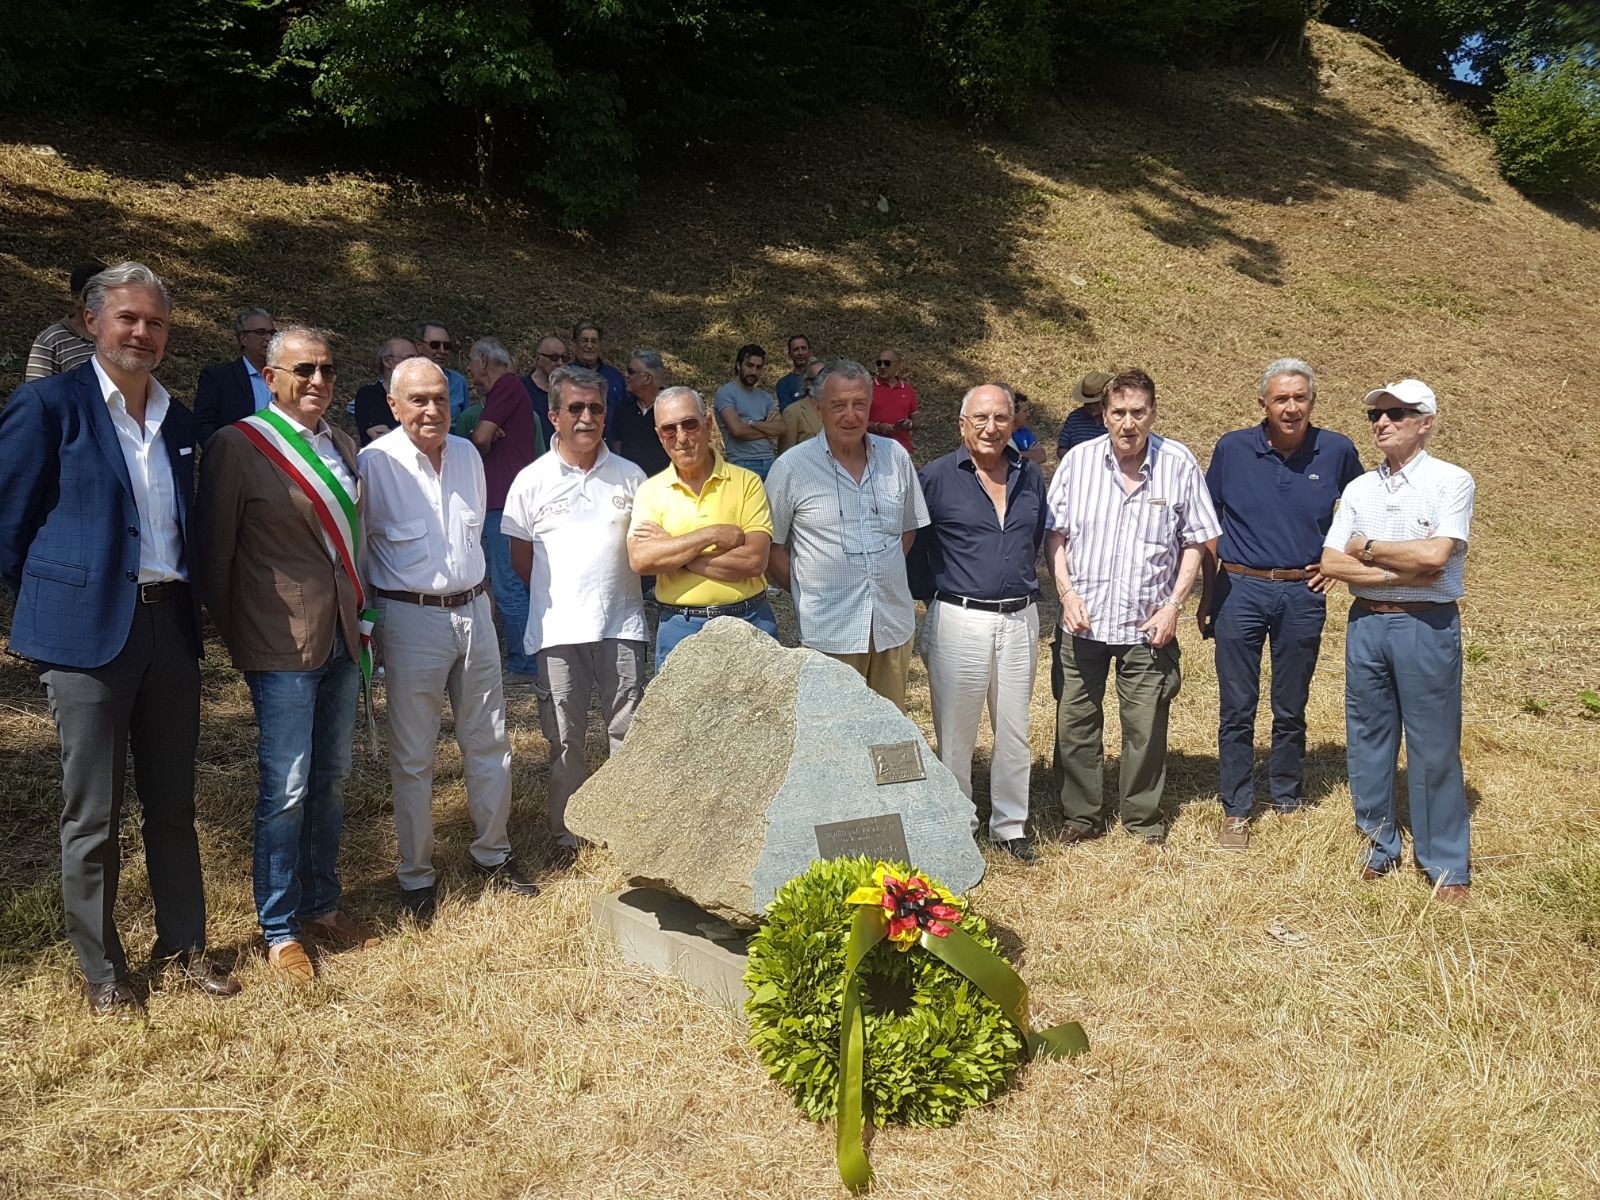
[501, 366, 647, 863]
[1320, 379, 1474, 905]
[918, 383, 1047, 862]
[609, 349, 671, 476]
[360, 356, 538, 923]
[1199, 358, 1362, 850]
[469, 337, 545, 680]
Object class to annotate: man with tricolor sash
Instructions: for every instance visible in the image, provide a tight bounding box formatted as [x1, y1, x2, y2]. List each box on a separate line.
[197, 326, 380, 982]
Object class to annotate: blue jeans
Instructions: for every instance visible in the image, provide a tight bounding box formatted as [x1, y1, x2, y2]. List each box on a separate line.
[484, 509, 538, 675]
[655, 598, 778, 665]
[1344, 604, 1469, 886]
[246, 634, 360, 945]
[731, 456, 773, 481]
[1213, 573, 1327, 817]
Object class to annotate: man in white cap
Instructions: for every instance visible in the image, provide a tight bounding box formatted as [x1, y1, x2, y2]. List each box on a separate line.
[1320, 379, 1474, 905]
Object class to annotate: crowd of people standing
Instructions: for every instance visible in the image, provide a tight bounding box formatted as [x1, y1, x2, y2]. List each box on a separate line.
[3, 261, 1475, 1018]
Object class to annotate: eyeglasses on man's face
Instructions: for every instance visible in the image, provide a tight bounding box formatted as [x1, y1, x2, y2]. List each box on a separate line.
[1366, 407, 1423, 424]
[656, 417, 703, 438]
[271, 362, 339, 380]
[539, 351, 569, 363]
[562, 401, 606, 417]
[423, 339, 452, 352]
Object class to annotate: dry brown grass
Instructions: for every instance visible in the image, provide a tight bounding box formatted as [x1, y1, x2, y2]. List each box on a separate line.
[3, 22, 1600, 1199]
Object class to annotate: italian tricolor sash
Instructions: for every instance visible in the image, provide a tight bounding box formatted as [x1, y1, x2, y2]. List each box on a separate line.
[237, 408, 380, 748]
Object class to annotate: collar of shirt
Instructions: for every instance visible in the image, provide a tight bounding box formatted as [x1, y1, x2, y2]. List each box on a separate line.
[1100, 432, 1156, 479]
[550, 438, 613, 476]
[274, 404, 334, 443]
[822, 432, 886, 481]
[1378, 448, 1431, 487]
[955, 442, 1020, 476]
[667, 452, 730, 496]
[91, 356, 170, 435]
[1249, 422, 1322, 463]
[244, 357, 263, 382]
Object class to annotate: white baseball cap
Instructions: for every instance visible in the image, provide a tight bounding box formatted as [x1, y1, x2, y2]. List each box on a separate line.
[1362, 378, 1437, 414]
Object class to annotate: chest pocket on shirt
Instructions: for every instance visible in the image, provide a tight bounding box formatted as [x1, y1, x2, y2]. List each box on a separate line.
[1140, 498, 1177, 547]
[873, 472, 907, 544]
[384, 518, 431, 572]
[458, 510, 482, 552]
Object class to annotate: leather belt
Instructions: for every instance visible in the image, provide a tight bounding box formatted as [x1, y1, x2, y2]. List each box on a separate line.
[658, 596, 763, 621]
[1221, 561, 1310, 582]
[1352, 598, 1455, 615]
[374, 580, 488, 609]
[934, 591, 1037, 615]
[139, 580, 188, 604]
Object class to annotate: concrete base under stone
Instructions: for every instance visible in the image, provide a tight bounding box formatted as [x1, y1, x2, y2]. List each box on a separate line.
[590, 888, 751, 1011]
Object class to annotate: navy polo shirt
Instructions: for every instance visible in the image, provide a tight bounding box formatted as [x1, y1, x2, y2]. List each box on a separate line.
[1206, 424, 1364, 569]
[917, 445, 1046, 601]
[610, 399, 670, 476]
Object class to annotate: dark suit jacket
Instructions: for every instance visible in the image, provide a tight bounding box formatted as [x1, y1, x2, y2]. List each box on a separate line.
[194, 358, 256, 445]
[352, 381, 392, 447]
[196, 416, 362, 672]
[0, 361, 203, 667]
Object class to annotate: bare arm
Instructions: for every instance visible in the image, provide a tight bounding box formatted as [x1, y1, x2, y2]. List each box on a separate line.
[720, 405, 784, 441]
[628, 521, 744, 573]
[1342, 534, 1457, 573]
[1137, 542, 1204, 648]
[509, 536, 532, 585]
[767, 542, 792, 591]
[683, 532, 771, 580]
[1195, 539, 1218, 637]
[1045, 528, 1090, 633]
[1320, 545, 1443, 589]
[471, 417, 501, 453]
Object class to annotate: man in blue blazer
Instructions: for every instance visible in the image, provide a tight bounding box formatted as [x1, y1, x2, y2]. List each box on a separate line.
[193, 307, 276, 445]
[0, 261, 239, 1017]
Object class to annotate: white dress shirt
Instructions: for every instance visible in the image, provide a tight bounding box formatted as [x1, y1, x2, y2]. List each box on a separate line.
[359, 429, 487, 594]
[270, 403, 357, 564]
[500, 441, 647, 654]
[91, 357, 185, 583]
[1324, 450, 1473, 603]
[1045, 432, 1220, 645]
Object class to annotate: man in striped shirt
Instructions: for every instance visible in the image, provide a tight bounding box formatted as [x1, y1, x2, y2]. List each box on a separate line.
[1044, 369, 1220, 845]
[24, 261, 104, 382]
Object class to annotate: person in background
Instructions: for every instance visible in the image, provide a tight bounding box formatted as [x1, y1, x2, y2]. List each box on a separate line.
[775, 333, 813, 411]
[25, 260, 105, 383]
[522, 335, 570, 448]
[609, 349, 671, 477]
[1006, 388, 1048, 466]
[869, 347, 918, 456]
[714, 343, 783, 481]
[572, 318, 629, 419]
[194, 307, 278, 445]
[1055, 371, 1113, 459]
[415, 319, 472, 419]
[777, 359, 825, 455]
[351, 337, 418, 447]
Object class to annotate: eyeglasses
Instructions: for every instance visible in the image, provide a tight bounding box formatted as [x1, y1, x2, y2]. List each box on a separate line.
[271, 362, 339, 380]
[424, 339, 452, 351]
[656, 417, 703, 438]
[961, 413, 1012, 427]
[1366, 407, 1423, 423]
[874, 360, 894, 369]
[539, 351, 570, 362]
[563, 401, 606, 417]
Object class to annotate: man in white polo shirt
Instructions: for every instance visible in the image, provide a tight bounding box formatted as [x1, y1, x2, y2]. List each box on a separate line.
[1320, 379, 1474, 905]
[360, 357, 537, 923]
[501, 366, 648, 863]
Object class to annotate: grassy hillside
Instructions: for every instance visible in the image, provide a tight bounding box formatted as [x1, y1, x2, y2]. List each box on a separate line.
[2, 23, 1598, 1199]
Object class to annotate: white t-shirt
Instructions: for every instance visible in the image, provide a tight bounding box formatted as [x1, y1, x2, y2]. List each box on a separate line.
[500, 441, 648, 654]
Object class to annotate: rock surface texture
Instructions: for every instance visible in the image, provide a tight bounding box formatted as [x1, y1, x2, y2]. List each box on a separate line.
[565, 618, 985, 925]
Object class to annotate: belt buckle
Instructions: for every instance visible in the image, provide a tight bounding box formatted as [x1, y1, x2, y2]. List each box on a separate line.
[138, 582, 160, 604]
[1267, 568, 1285, 581]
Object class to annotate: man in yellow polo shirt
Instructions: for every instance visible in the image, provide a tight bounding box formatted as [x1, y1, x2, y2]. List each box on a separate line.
[627, 386, 777, 664]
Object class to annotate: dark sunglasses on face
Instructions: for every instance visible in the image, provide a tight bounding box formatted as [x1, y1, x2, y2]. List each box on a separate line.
[563, 401, 605, 417]
[657, 417, 703, 438]
[1366, 406, 1422, 423]
[272, 362, 339, 380]
[875, 360, 893, 369]
[424, 339, 452, 351]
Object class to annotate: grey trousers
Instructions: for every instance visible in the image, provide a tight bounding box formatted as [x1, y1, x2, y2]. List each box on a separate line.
[536, 639, 645, 847]
[41, 595, 204, 984]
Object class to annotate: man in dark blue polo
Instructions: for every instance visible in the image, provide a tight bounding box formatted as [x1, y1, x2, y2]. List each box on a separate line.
[1199, 358, 1363, 849]
[918, 383, 1047, 862]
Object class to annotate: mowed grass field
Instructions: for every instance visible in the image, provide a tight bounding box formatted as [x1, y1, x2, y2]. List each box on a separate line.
[2, 23, 1599, 1199]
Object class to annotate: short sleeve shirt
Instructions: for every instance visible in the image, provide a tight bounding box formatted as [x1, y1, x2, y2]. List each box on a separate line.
[767, 434, 930, 654]
[610, 399, 671, 476]
[714, 382, 777, 464]
[1206, 424, 1364, 569]
[481, 372, 542, 509]
[870, 379, 918, 455]
[630, 455, 772, 606]
[500, 443, 648, 653]
[1324, 450, 1473, 603]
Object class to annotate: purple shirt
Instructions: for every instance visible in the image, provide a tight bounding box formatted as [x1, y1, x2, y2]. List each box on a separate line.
[482, 372, 541, 510]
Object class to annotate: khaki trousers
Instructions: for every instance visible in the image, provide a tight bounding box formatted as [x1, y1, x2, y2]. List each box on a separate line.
[537, 639, 646, 847]
[824, 639, 914, 712]
[378, 594, 513, 889]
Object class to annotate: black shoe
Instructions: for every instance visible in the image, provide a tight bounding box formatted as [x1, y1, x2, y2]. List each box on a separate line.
[400, 885, 438, 922]
[151, 946, 241, 998]
[85, 978, 143, 1020]
[475, 857, 541, 897]
[1059, 825, 1099, 845]
[548, 843, 580, 870]
[994, 837, 1039, 863]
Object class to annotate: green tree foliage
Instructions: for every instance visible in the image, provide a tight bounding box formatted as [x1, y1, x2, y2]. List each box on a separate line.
[1052, 0, 1317, 61]
[904, 0, 1053, 127]
[1491, 56, 1600, 194]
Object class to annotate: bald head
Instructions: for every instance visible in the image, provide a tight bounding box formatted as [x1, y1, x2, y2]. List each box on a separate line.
[390, 355, 446, 394]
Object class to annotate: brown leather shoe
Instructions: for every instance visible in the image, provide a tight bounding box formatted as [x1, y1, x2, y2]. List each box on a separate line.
[267, 939, 316, 983]
[85, 978, 143, 1020]
[1059, 825, 1098, 845]
[1360, 864, 1389, 882]
[301, 911, 381, 951]
[1433, 884, 1470, 906]
[154, 949, 242, 999]
[1218, 817, 1250, 851]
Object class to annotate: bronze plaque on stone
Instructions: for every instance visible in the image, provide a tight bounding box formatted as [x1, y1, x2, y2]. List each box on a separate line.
[870, 740, 926, 786]
[814, 813, 912, 866]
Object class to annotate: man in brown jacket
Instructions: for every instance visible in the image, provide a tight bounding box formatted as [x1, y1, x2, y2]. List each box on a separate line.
[197, 326, 379, 982]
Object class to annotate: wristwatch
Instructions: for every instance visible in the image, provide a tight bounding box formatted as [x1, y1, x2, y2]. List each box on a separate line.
[1360, 538, 1376, 563]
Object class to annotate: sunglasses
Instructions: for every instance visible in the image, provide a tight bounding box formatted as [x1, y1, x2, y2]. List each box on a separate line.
[539, 351, 570, 362]
[241, 327, 275, 337]
[424, 339, 452, 351]
[1366, 406, 1423, 423]
[271, 362, 339, 380]
[875, 360, 893, 369]
[656, 417, 703, 438]
[563, 401, 606, 417]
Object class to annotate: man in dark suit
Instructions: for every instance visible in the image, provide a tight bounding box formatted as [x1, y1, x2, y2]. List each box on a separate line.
[193, 307, 276, 445]
[197, 325, 380, 983]
[0, 261, 239, 1018]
